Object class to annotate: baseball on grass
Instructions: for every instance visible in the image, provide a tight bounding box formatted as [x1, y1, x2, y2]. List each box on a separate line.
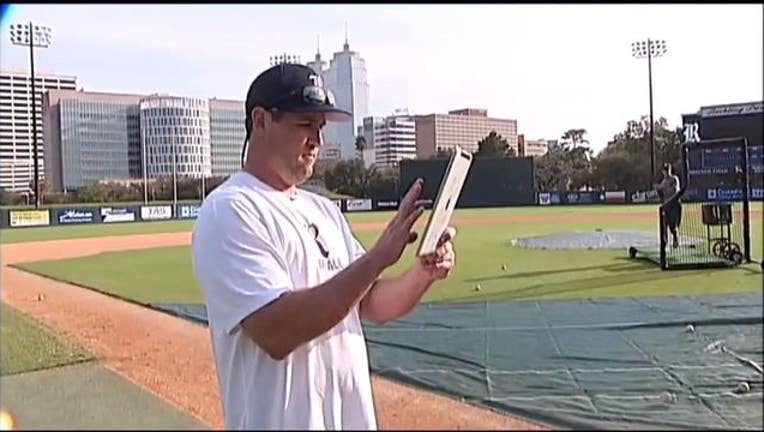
[501, 264, 507, 271]
[736, 381, 750, 393]
[660, 391, 677, 404]
[474, 284, 481, 291]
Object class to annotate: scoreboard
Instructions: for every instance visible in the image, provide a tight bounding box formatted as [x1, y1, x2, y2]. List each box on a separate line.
[688, 145, 763, 175]
[681, 102, 763, 201]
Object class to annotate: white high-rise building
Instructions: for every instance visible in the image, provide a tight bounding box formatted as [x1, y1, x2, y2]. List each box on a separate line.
[362, 109, 416, 168]
[306, 35, 327, 76]
[1, 69, 77, 192]
[139, 95, 211, 180]
[43, 90, 243, 192]
[313, 33, 369, 160]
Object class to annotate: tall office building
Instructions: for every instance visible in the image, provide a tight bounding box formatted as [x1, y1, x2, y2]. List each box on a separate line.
[43, 89, 245, 191]
[305, 35, 341, 163]
[43, 89, 142, 191]
[361, 109, 416, 168]
[139, 95, 211, 180]
[315, 33, 370, 160]
[209, 98, 245, 175]
[1, 69, 77, 192]
[415, 108, 518, 159]
[517, 134, 552, 157]
[305, 35, 327, 76]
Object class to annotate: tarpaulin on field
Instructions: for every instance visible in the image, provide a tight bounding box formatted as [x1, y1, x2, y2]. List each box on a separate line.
[153, 291, 763, 430]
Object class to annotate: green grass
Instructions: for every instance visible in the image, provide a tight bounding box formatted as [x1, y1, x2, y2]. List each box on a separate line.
[1, 220, 196, 244]
[15, 246, 202, 304]
[14, 212, 763, 305]
[0, 303, 94, 376]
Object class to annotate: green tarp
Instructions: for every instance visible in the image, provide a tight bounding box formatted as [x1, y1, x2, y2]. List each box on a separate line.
[154, 292, 763, 430]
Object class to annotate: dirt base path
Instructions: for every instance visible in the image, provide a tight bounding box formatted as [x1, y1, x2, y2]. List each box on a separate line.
[1, 230, 547, 429]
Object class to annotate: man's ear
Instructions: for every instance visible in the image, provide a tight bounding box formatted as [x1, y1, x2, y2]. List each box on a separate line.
[252, 107, 267, 131]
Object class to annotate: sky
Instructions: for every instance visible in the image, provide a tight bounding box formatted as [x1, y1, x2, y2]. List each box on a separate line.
[1, 4, 762, 153]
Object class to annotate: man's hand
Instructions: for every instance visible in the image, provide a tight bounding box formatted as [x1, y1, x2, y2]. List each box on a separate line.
[416, 226, 456, 281]
[359, 225, 457, 325]
[368, 179, 428, 269]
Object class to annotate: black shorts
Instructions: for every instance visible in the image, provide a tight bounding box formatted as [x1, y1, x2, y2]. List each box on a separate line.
[664, 201, 682, 229]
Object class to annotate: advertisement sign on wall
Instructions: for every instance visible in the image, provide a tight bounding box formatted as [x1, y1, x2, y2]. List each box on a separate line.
[538, 193, 551, 205]
[9, 210, 50, 227]
[541, 191, 605, 205]
[345, 199, 372, 212]
[604, 191, 626, 203]
[177, 204, 201, 220]
[631, 190, 661, 204]
[374, 199, 399, 210]
[57, 208, 97, 225]
[140, 205, 173, 221]
[100, 207, 136, 223]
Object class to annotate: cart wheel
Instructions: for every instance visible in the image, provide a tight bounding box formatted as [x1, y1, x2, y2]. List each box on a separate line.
[629, 247, 637, 259]
[729, 251, 744, 266]
[712, 239, 727, 257]
[727, 242, 741, 255]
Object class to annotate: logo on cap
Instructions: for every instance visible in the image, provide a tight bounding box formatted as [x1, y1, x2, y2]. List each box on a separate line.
[308, 73, 323, 88]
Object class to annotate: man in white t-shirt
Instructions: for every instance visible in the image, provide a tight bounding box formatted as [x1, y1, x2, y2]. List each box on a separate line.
[191, 63, 457, 430]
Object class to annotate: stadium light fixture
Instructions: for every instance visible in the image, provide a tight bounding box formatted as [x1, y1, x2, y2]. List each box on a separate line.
[8, 22, 52, 208]
[632, 38, 667, 185]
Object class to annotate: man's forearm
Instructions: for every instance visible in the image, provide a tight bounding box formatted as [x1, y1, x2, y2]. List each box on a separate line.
[242, 251, 385, 359]
[360, 265, 434, 325]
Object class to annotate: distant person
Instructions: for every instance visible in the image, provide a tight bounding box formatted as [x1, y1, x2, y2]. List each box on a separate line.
[655, 163, 682, 248]
[190, 63, 457, 430]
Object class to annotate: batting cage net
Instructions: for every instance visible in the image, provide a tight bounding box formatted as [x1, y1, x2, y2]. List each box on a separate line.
[630, 137, 753, 270]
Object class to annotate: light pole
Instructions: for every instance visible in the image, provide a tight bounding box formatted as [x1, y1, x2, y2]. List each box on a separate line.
[172, 138, 178, 207]
[632, 38, 667, 184]
[9, 22, 51, 208]
[141, 120, 148, 204]
[200, 173, 206, 202]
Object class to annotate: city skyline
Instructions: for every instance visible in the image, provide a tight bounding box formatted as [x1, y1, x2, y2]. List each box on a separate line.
[1, 4, 762, 154]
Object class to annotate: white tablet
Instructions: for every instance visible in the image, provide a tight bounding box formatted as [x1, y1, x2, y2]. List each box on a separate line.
[417, 146, 473, 256]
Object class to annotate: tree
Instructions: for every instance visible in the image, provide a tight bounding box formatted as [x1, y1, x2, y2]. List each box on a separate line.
[355, 136, 367, 151]
[566, 146, 594, 190]
[534, 129, 593, 191]
[590, 116, 681, 191]
[535, 141, 570, 191]
[560, 128, 589, 149]
[0, 187, 26, 206]
[474, 131, 510, 158]
[321, 159, 399, 198]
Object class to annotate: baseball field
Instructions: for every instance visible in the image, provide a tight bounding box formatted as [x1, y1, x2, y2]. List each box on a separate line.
[2, 203, 762, 429]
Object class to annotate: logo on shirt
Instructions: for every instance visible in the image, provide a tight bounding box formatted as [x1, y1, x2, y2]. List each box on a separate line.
[307, 223, 329, 258]
[308, 222, 344, 272]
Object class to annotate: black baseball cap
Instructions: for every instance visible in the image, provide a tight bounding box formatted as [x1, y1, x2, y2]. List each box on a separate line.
[245, 63, 351, 131]
[241, 63, 351, 165]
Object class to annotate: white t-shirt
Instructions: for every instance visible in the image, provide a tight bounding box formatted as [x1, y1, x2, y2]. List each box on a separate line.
[191, 171, 377, 430]
[657, 174, 680, 203]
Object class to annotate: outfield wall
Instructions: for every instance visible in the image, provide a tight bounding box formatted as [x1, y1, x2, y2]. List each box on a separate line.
[400, 157, 537, 208]
[1, 188, 761, 229]
[0, 199, 392, 229]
